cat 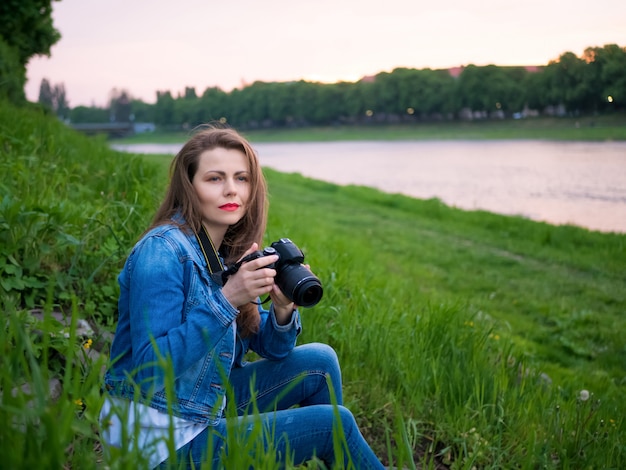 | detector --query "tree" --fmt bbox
[182,86,197,100]
[584,44,626,111]
[457,65,524,115]
[544,51,593,113]
[0,37,26,102]
[154,90,175,127]
[38,78,69,119]
[38,78,66,113]
[385,68,456,118]
[199,86,229,123]
[0,0,61,67]
[69,105,109,124]
[38,77,54,109]
[130,99,156,123]
[108,88,132,122]
[523,69,550,111]
[53,82,69,119]
[235,82,273,127]
[0,0,60,103]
